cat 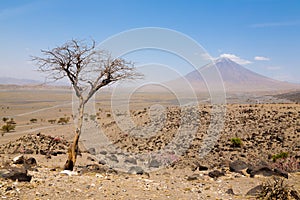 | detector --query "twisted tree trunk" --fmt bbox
[64,102,85,171]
